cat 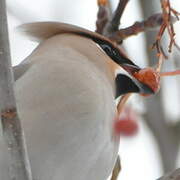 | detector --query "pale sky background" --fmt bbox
[6,0,180,179]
